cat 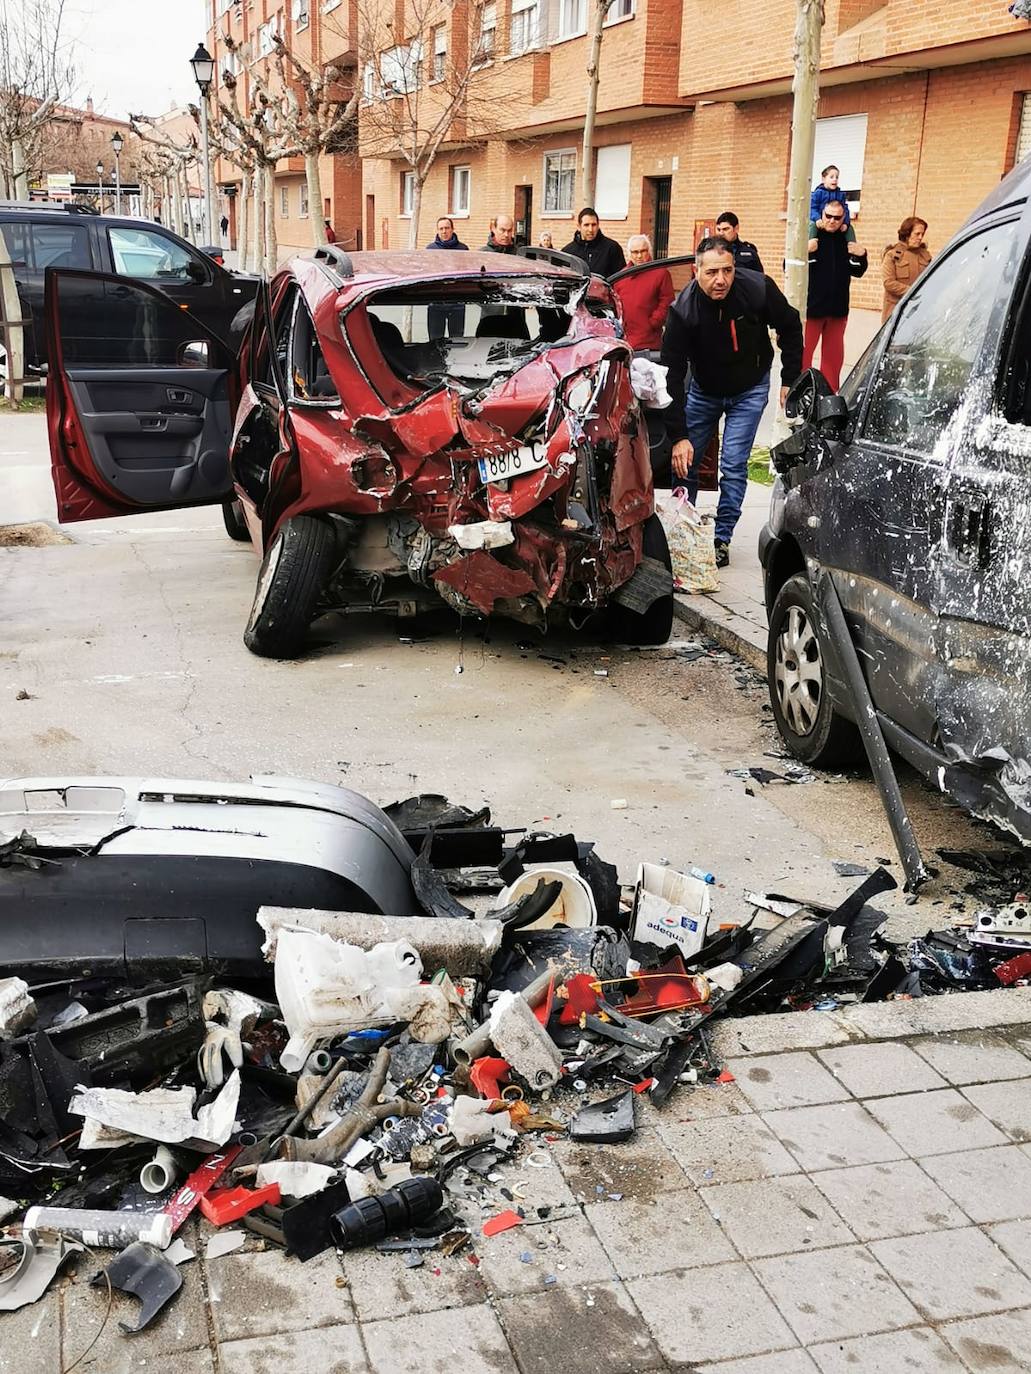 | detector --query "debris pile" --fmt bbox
[0,786,1027,1334]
